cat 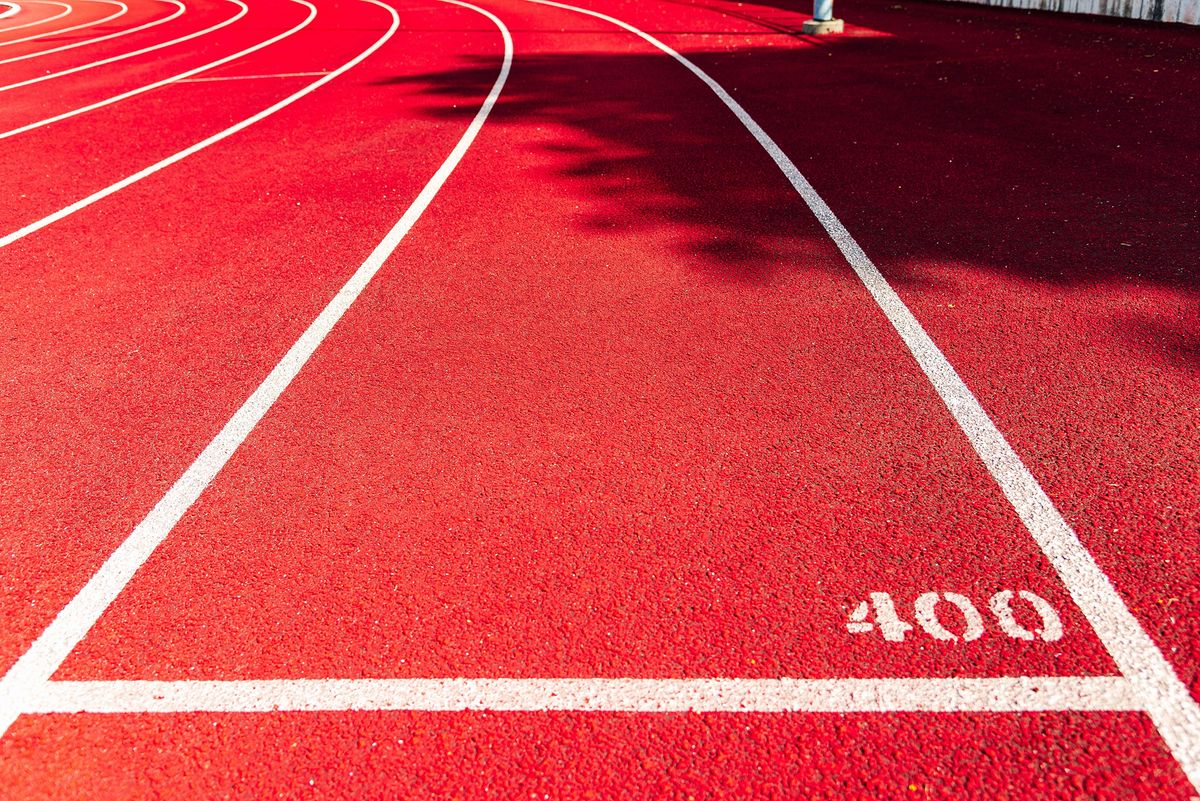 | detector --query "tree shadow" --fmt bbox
[372,0,1200,352]
[1123,312,1200,368]
[372,42,917,285]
